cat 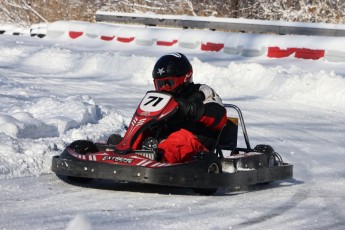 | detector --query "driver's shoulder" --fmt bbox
[198,84,223,105]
